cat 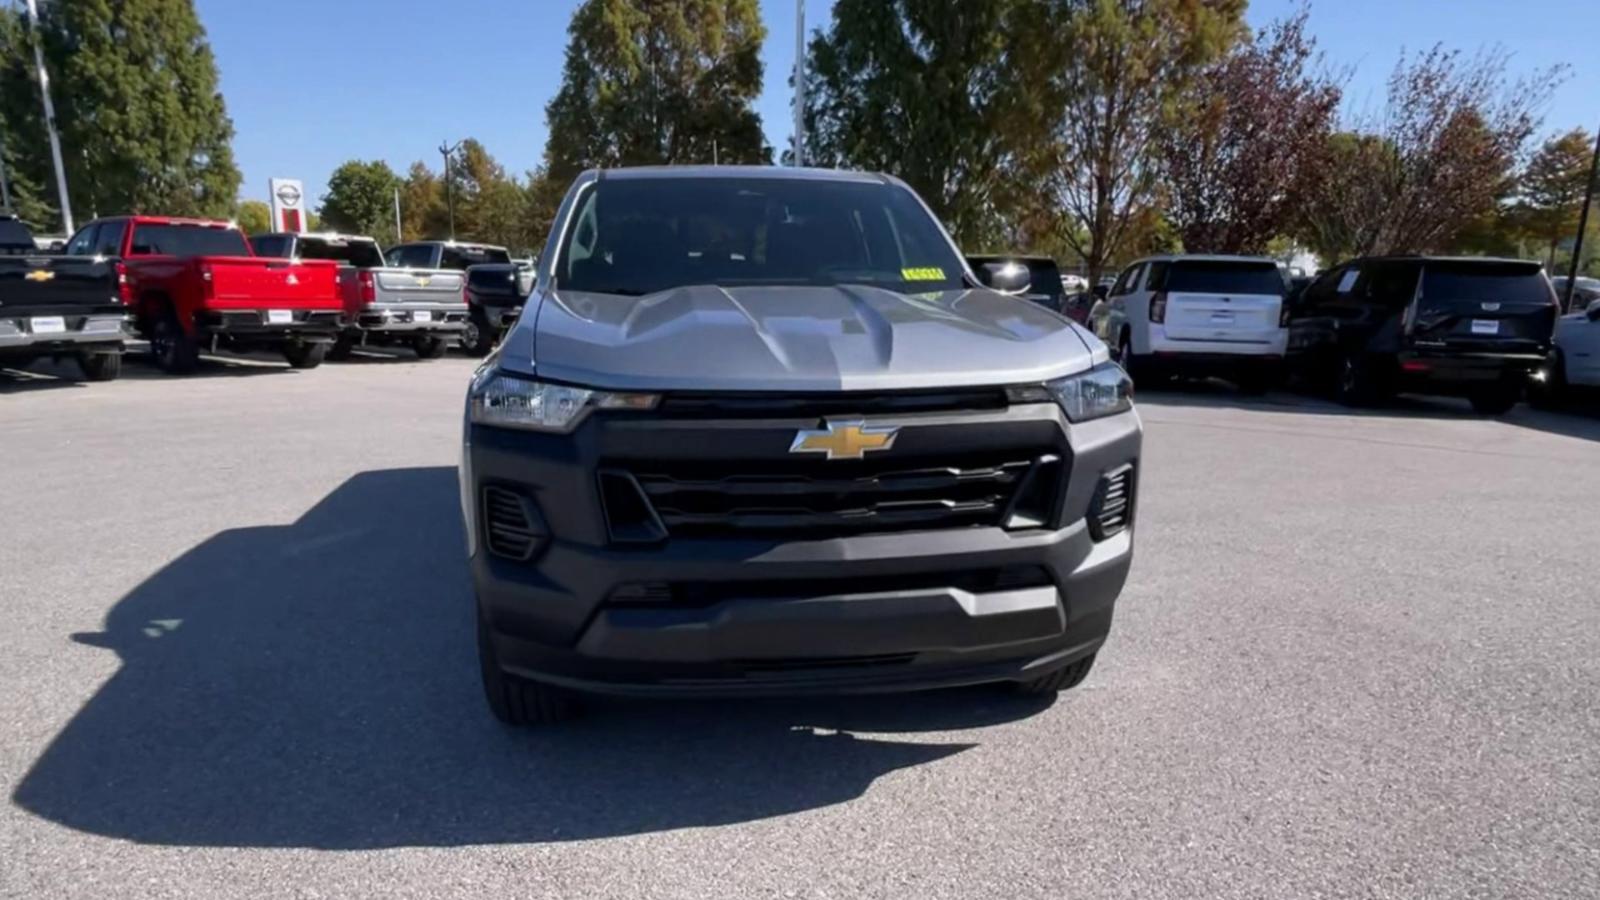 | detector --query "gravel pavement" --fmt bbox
[3,351,1598,899]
